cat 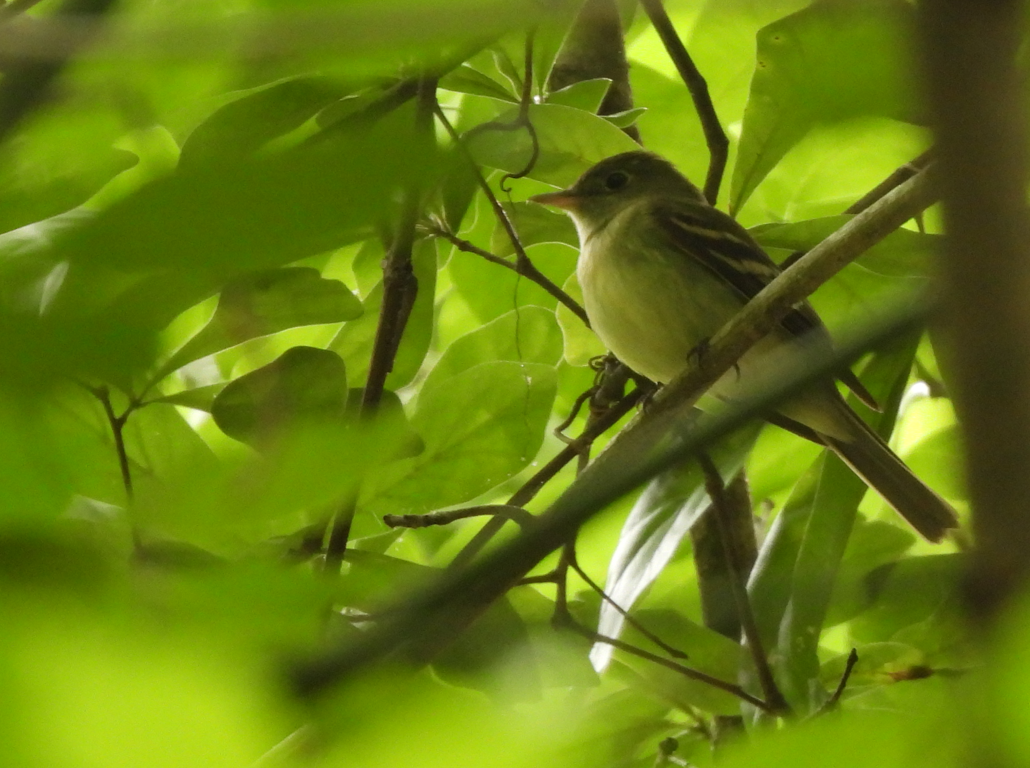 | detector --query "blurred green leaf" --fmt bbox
[730,0,922,214]
[179,76,351,168]
[211,346,348,446]
[158,267,361,379]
